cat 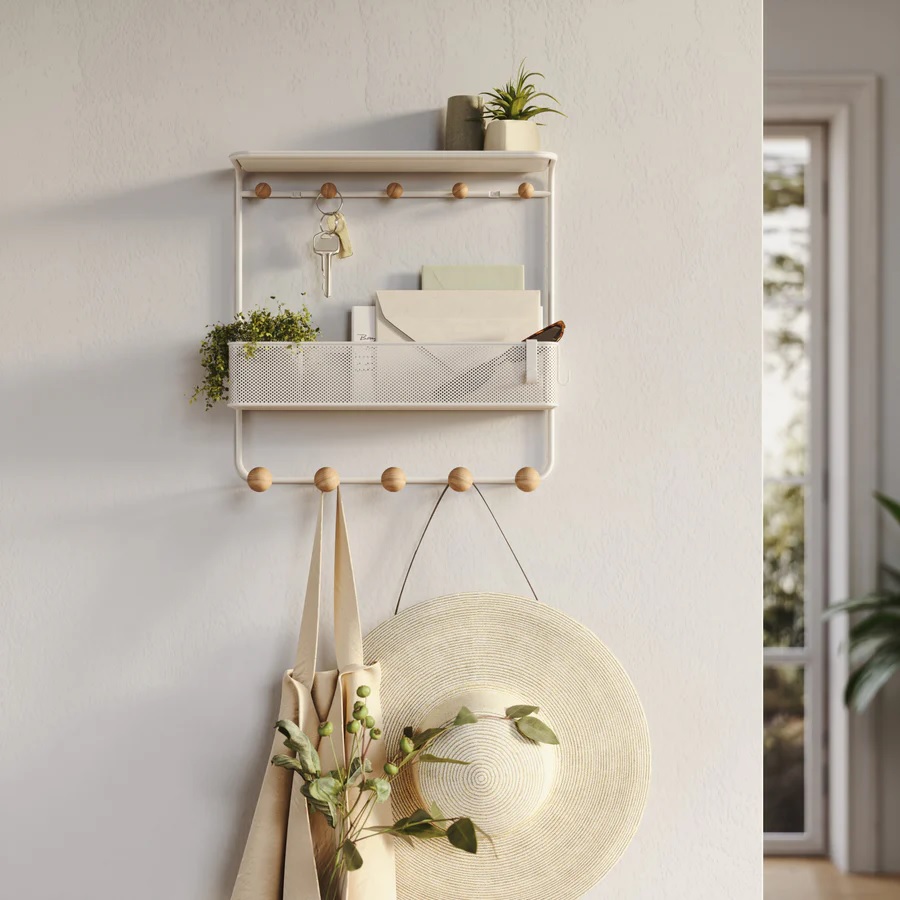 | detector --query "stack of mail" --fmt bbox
[421,265,525,291]
[375,290,542,342]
